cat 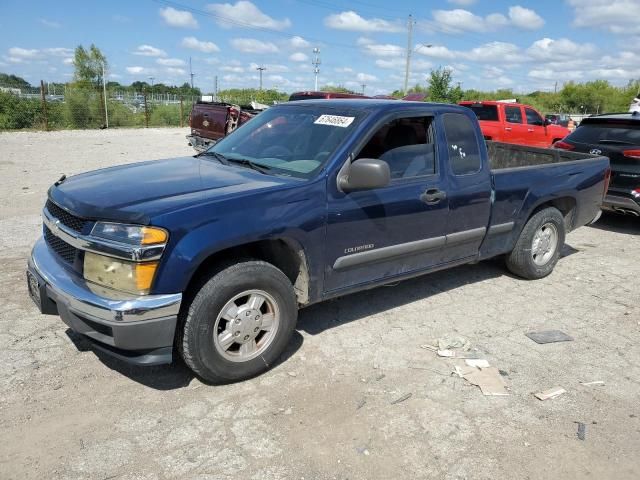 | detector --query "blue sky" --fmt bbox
[1,0,638,95]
